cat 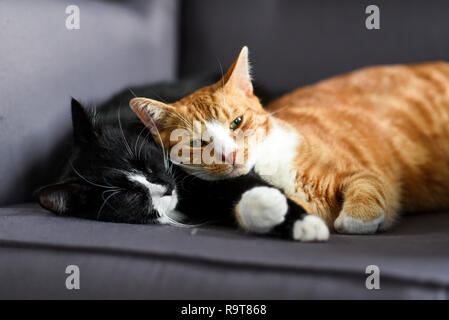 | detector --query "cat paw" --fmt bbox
[236,187,288,234]
[292,215,329,242]
[334,211,385,234]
